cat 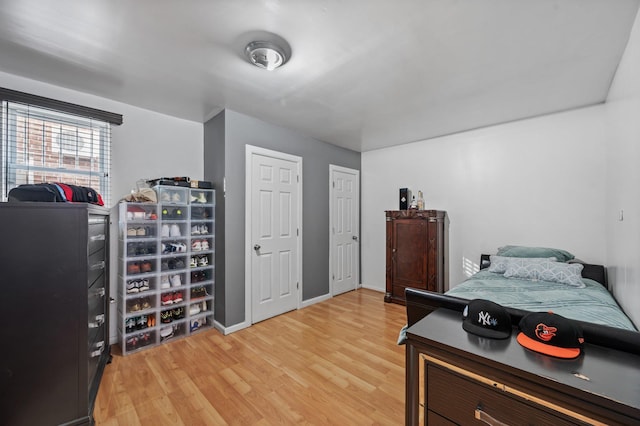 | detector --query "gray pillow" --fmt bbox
[496,245,575,262]
[487,255,557,274]
[504,261,585,288]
